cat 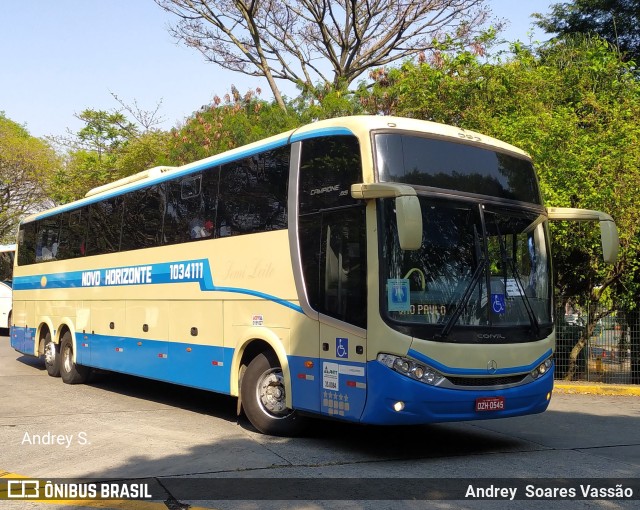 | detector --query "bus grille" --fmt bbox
[446,374,527,387]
